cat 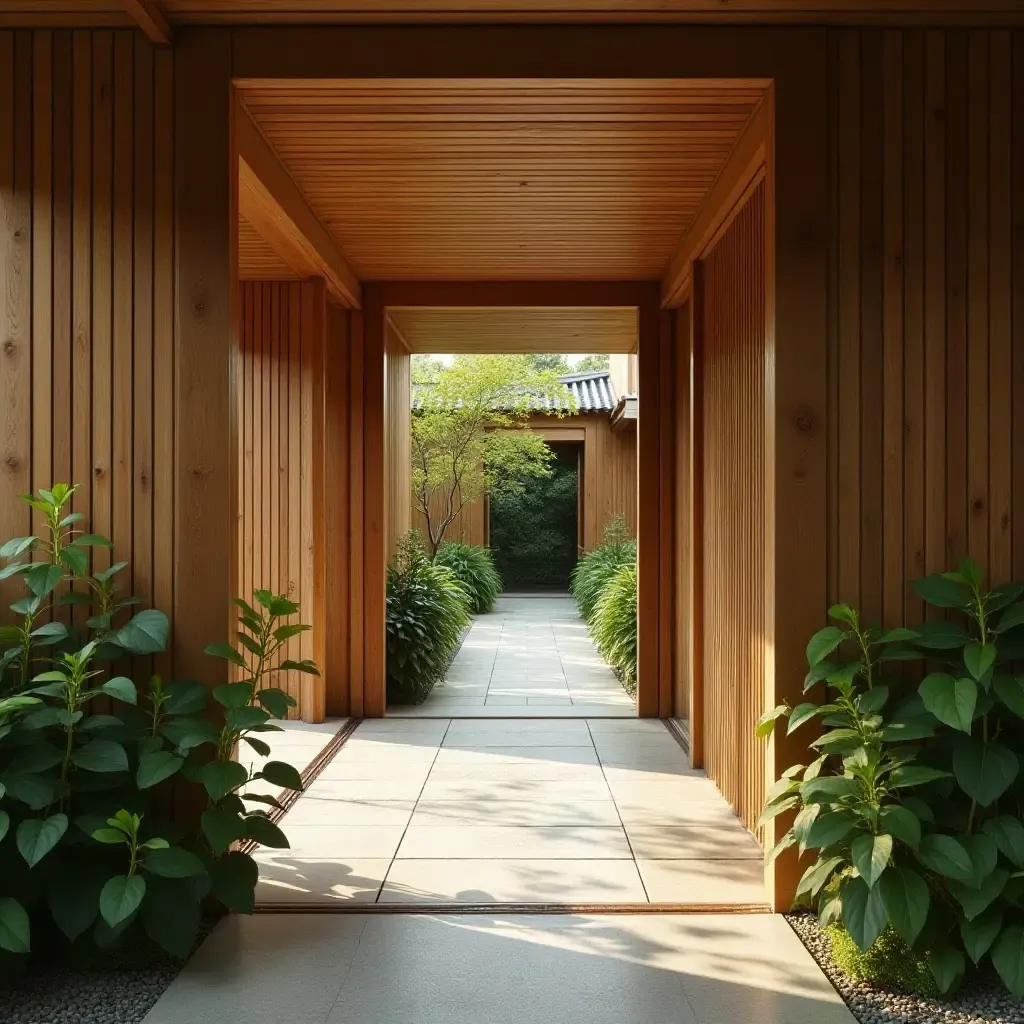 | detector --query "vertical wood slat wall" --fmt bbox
[237,280,326,721]
[0,30,173,673]
[826,28,1024,620]
[699,183,767,839]
[384,321,411,562]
